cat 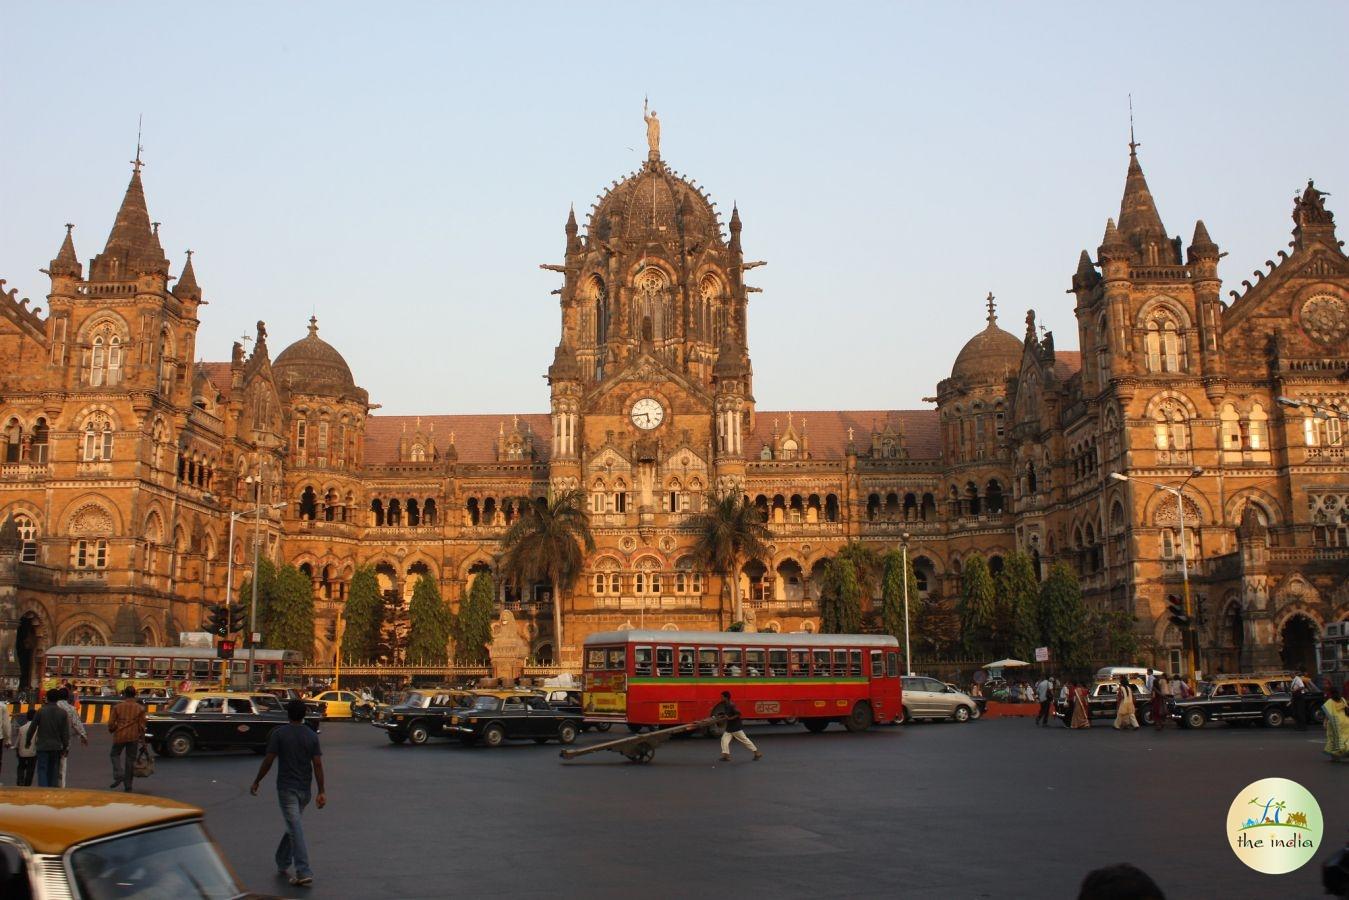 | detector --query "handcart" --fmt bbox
[559,716,722,764]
